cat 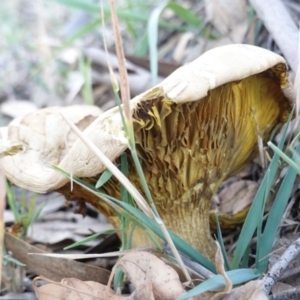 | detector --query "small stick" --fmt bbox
[263,236,300,294]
